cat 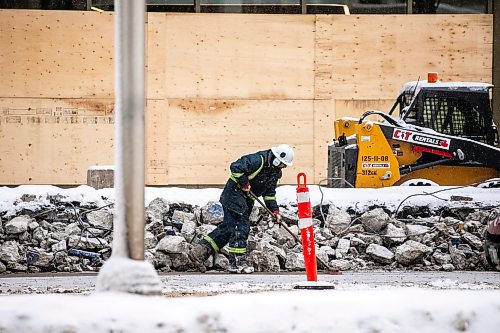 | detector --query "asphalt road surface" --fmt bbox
[1,271,499,296]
